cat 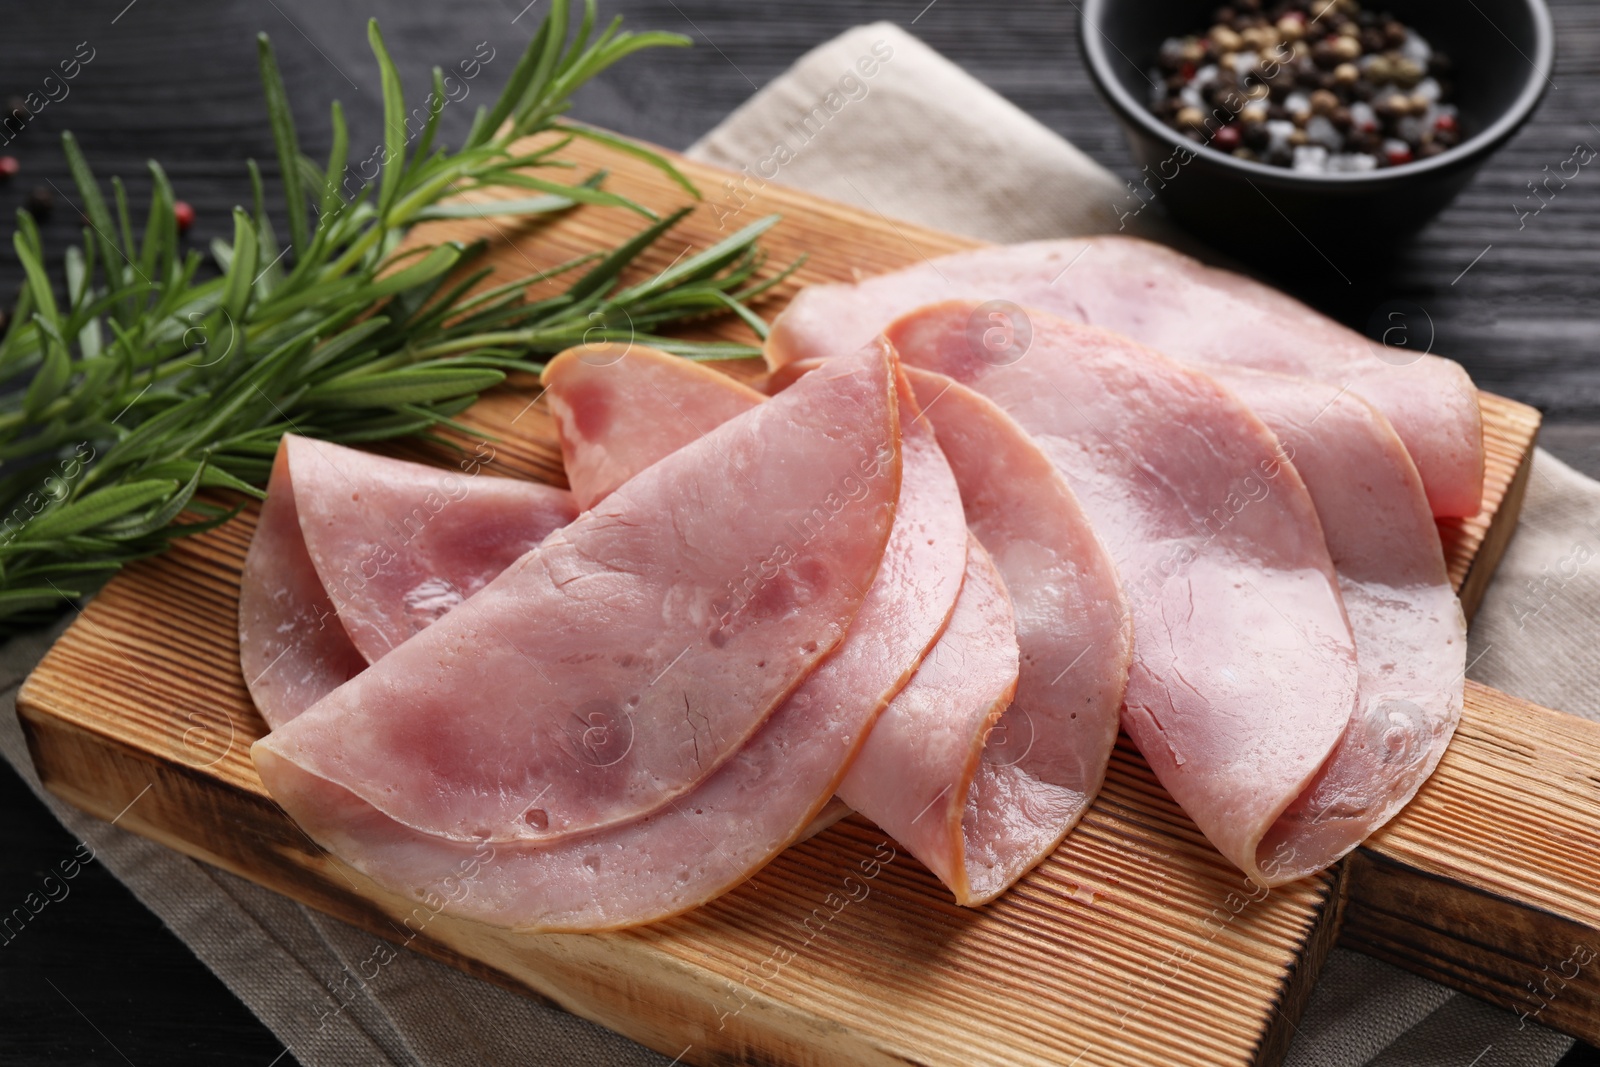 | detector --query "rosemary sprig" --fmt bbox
[0,0,791,634]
